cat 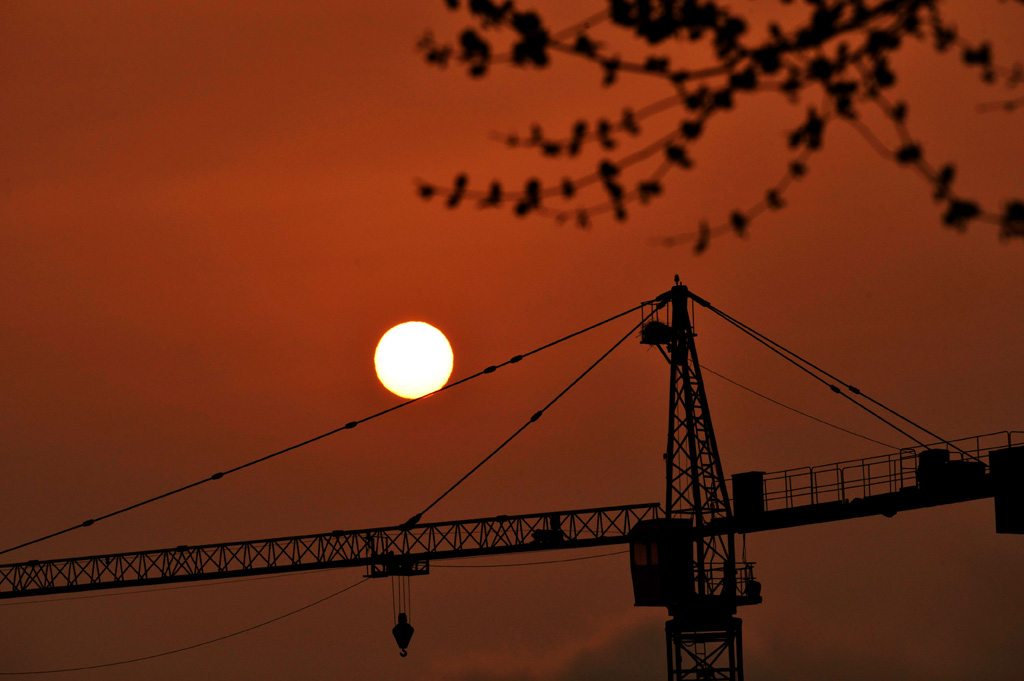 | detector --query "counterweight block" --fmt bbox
[991,446,1024,534]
